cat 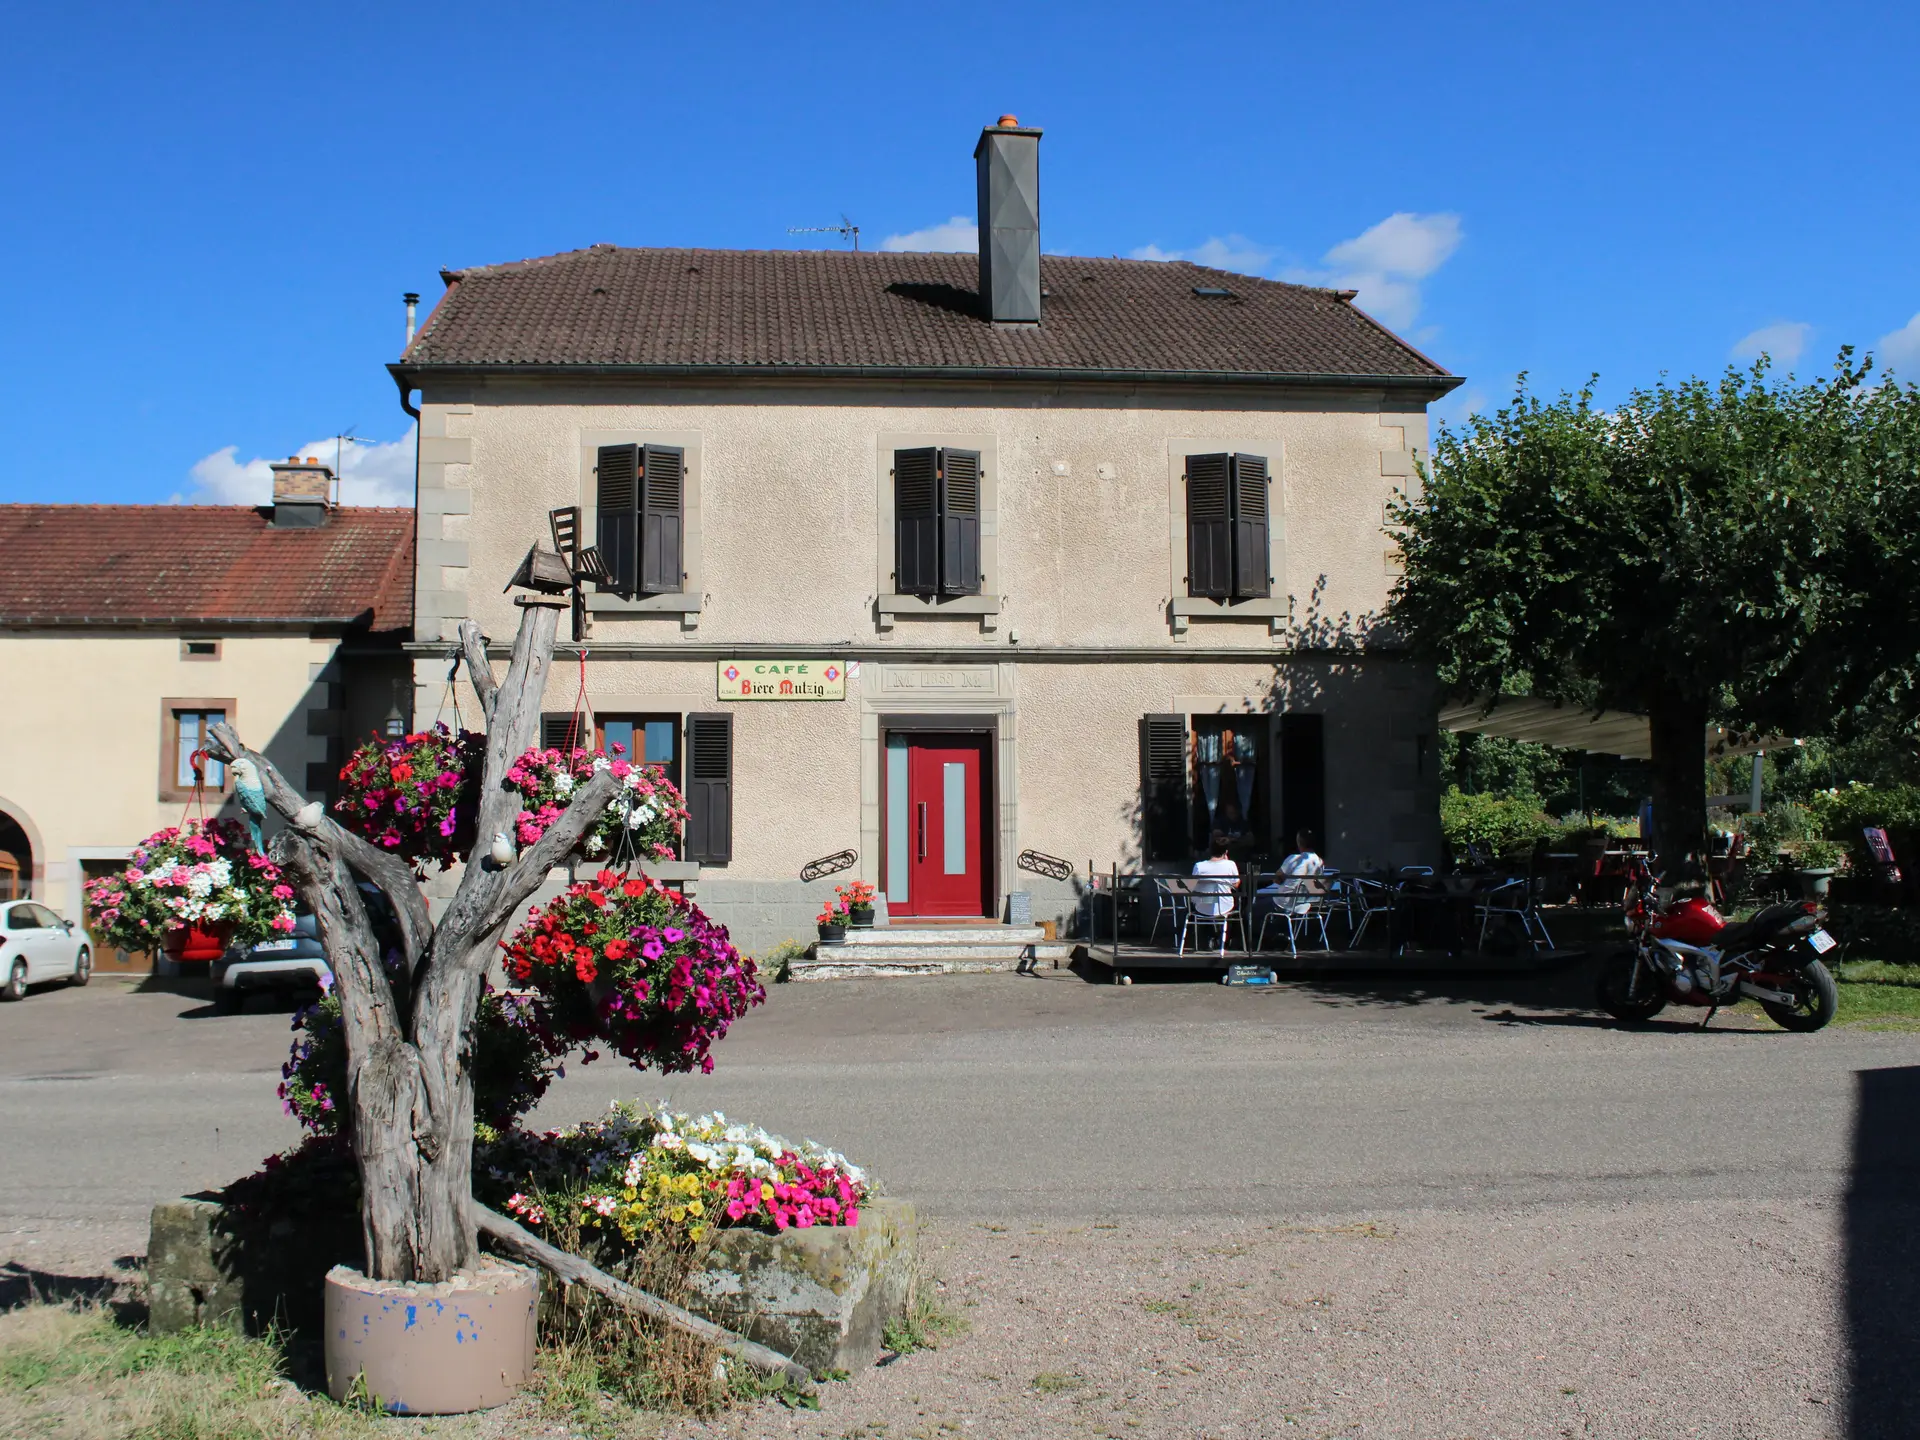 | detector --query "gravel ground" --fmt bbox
[686,1199,1847,1440]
